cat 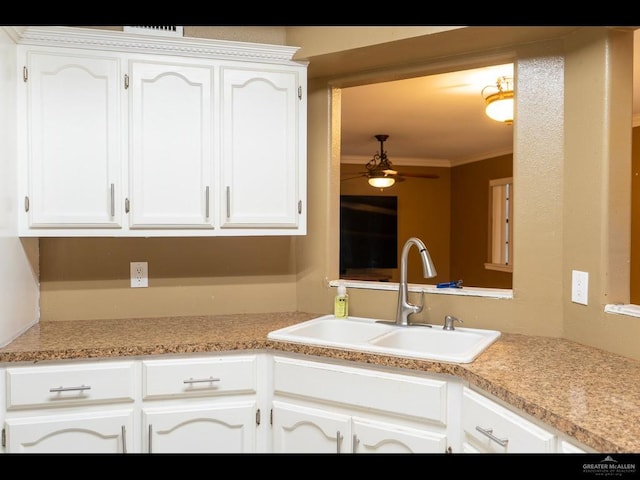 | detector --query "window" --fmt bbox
[485,177,513,272]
